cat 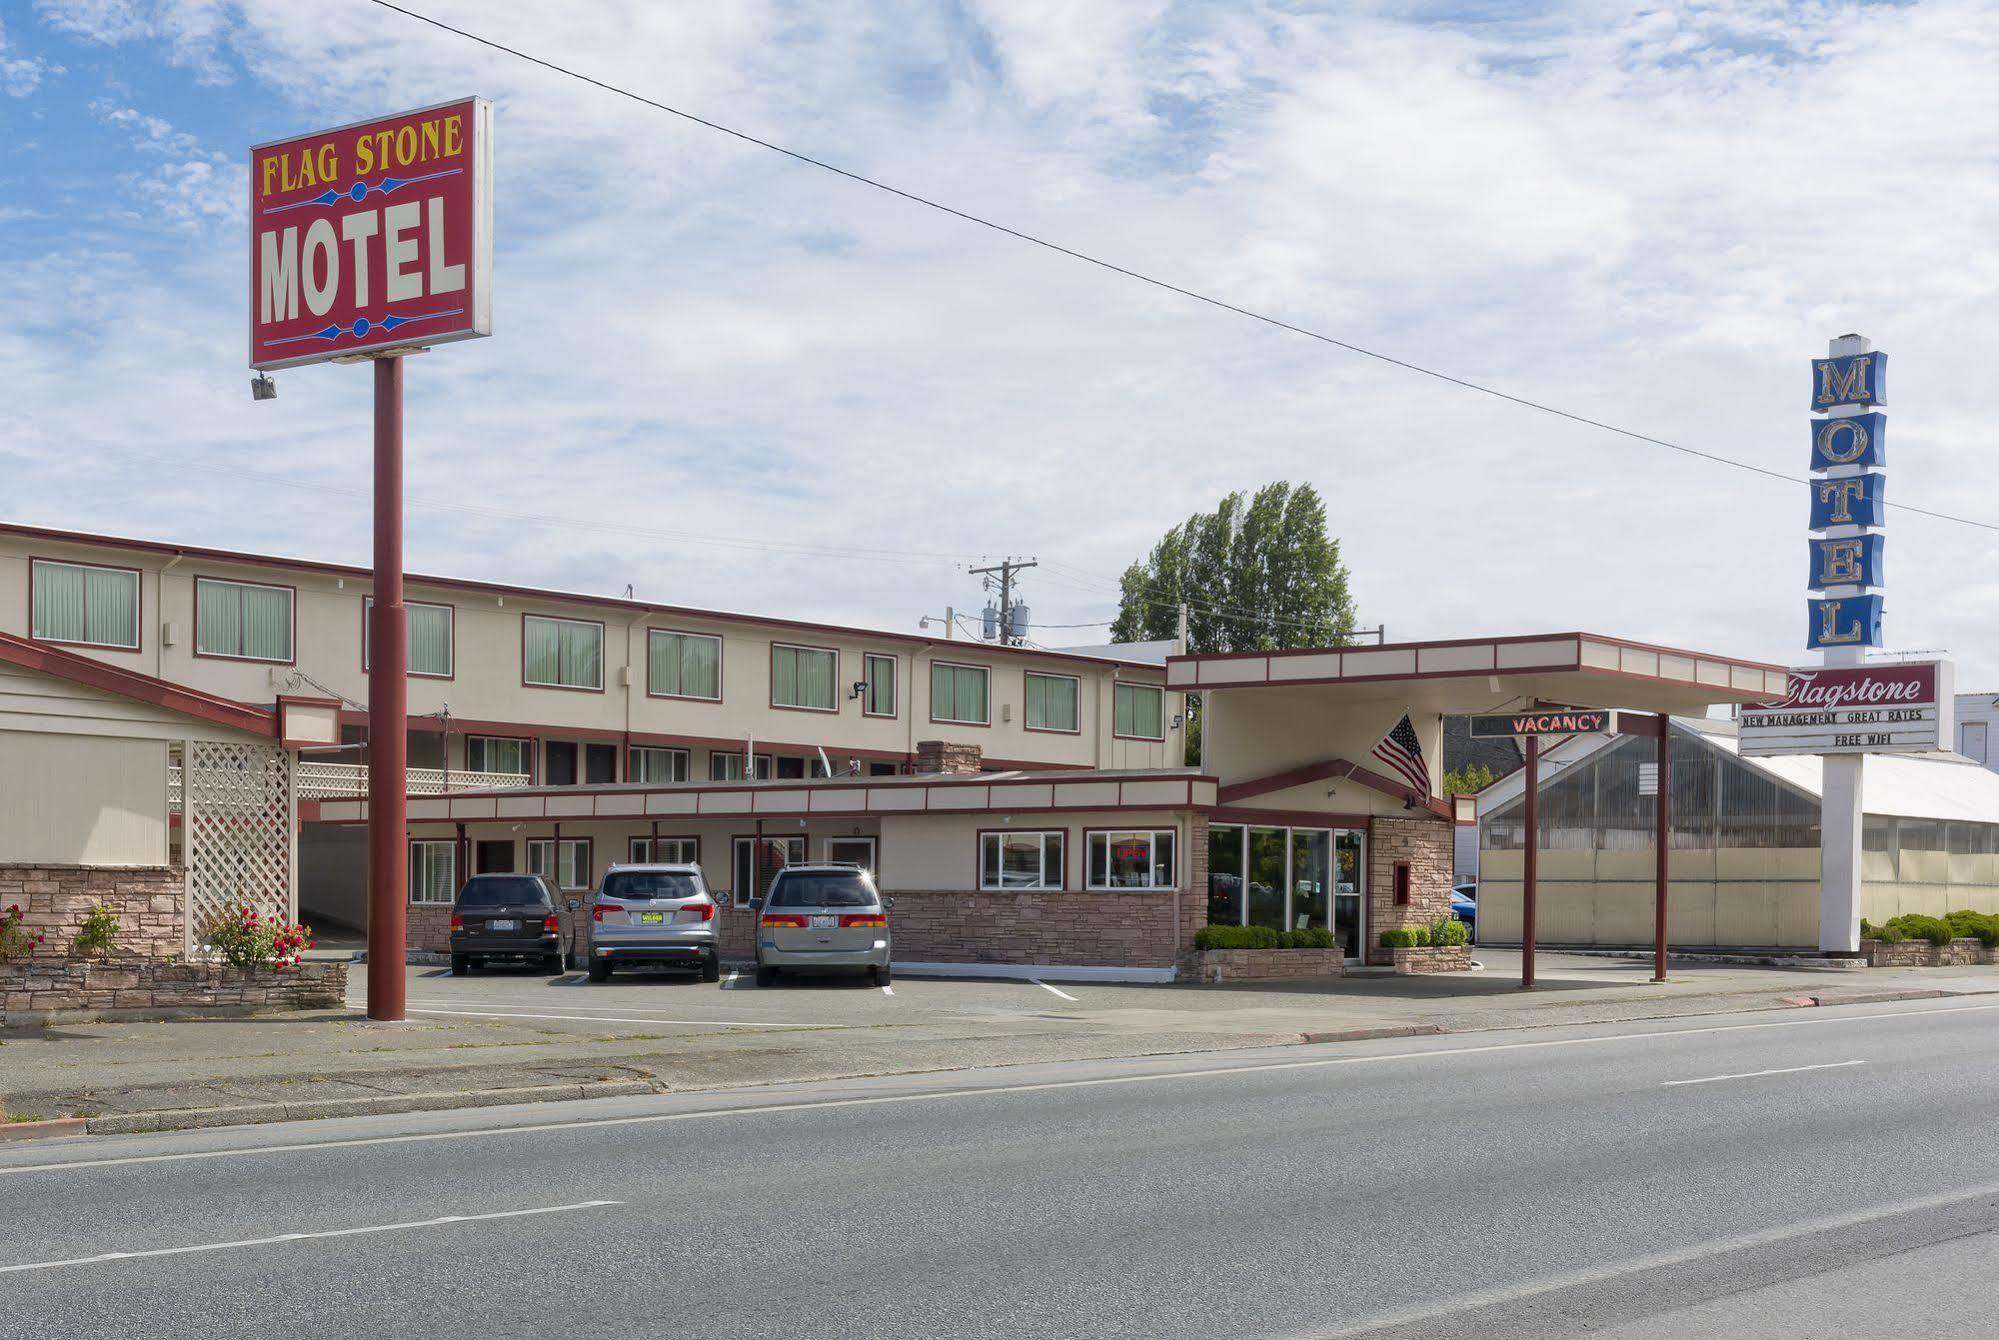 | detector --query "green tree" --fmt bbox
[1111,482,1356,654]
[1441,763,1496,797]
